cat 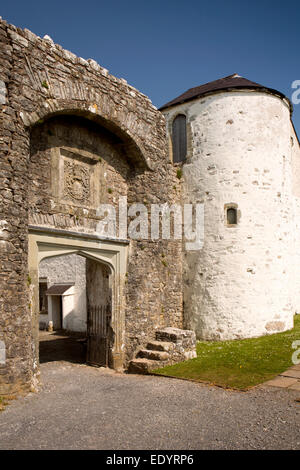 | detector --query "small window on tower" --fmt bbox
[225,203,239,226]
[227,208,237,225]
[225,205,238,226]
[172,114,187,163]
